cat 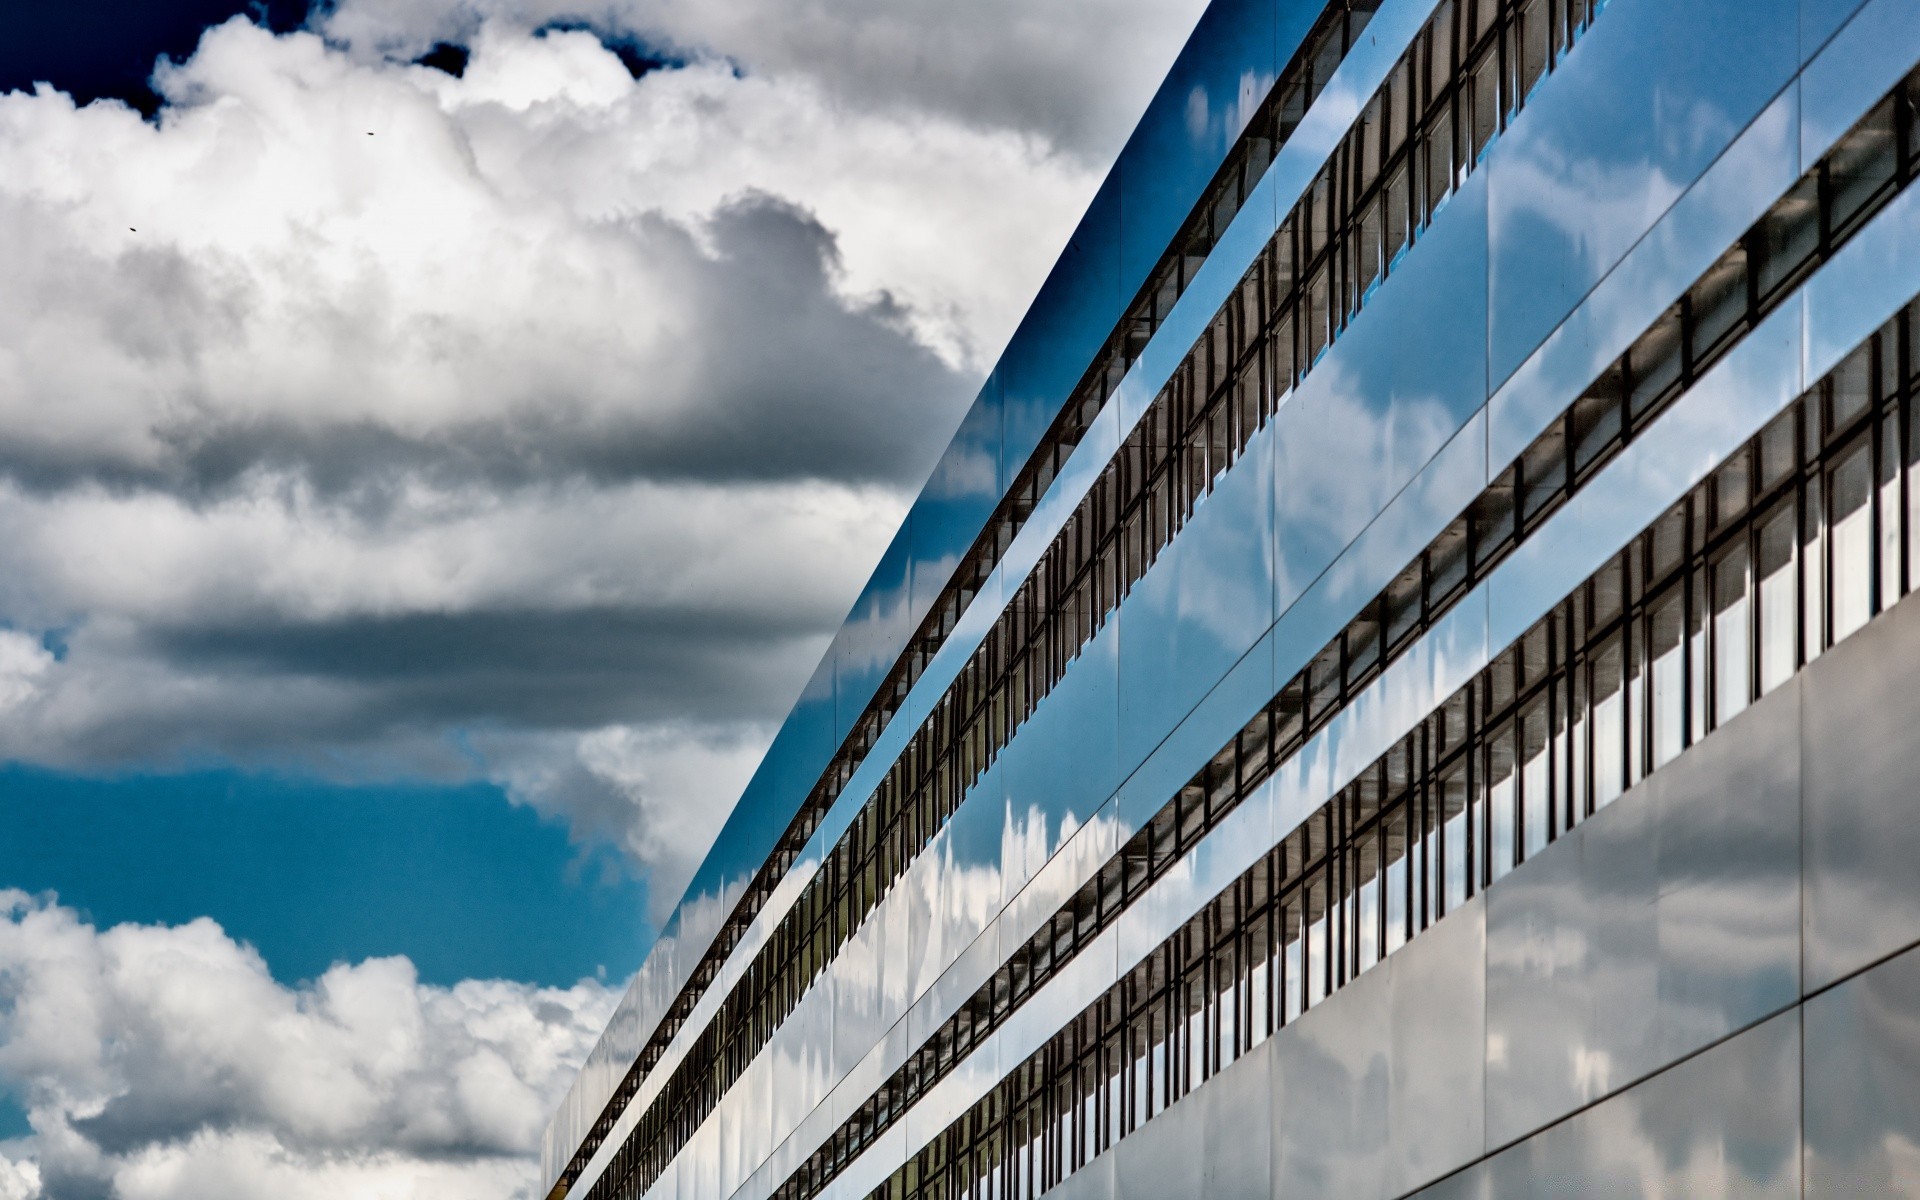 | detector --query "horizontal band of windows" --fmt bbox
[757,60,1920,1200]
[864,290,1920,1200]
[575,2,1613,1198]
[546,2,1388,1188]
